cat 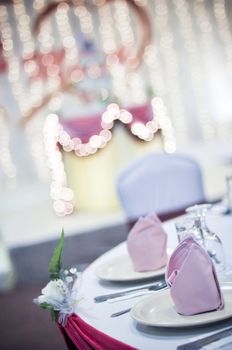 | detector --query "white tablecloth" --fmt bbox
[74,214,232,350]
